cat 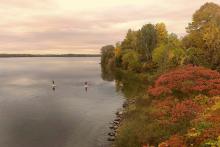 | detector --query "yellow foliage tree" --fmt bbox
[114,47,121,58]
[155,23,168,45]
[184,2,220,70]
